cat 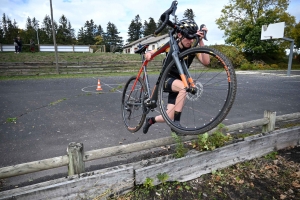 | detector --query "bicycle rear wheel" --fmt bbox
[158,47,237,135]
[121,76,147,132]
